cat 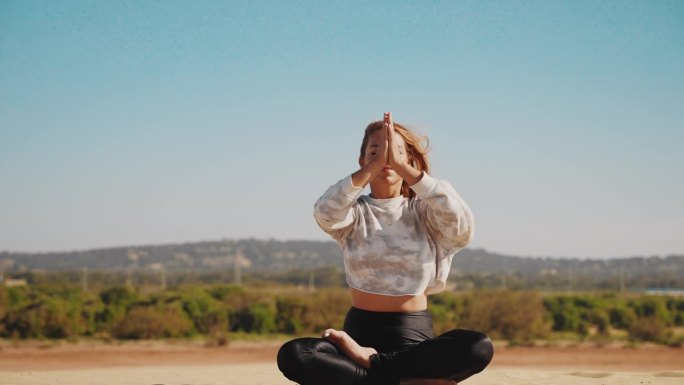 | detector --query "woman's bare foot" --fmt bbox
[400,379,457,385]
[322,329,378,369]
